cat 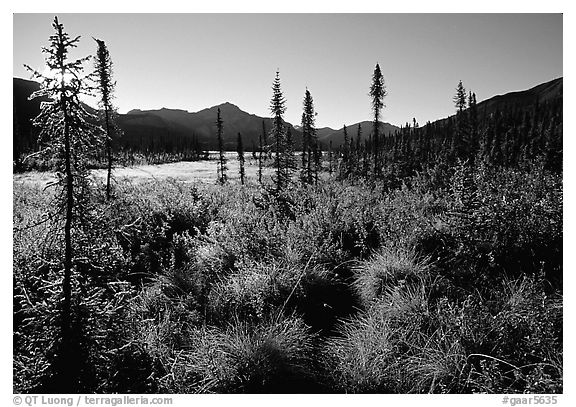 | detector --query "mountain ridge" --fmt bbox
[13,76,562,153]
